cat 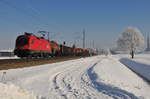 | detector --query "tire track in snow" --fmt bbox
[85,57,139,99]
[52,73,68,99]
[49,56,110,99]
[48,59,82,99]
[48,58,88,99]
